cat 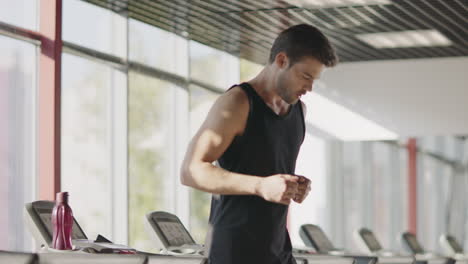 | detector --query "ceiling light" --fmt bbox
[284,0,391,8]
[356,29,452,48]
